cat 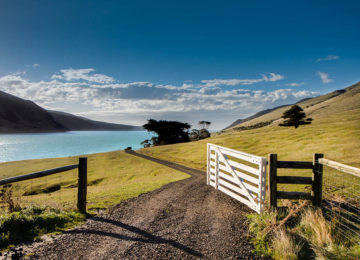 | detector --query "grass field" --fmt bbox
[139,88,360,198]
[0,150,189,213]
